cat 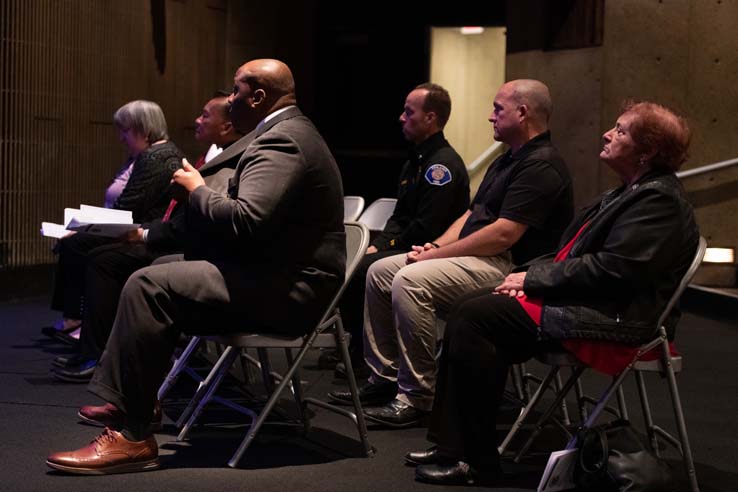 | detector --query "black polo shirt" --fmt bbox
[459,131,573,265]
